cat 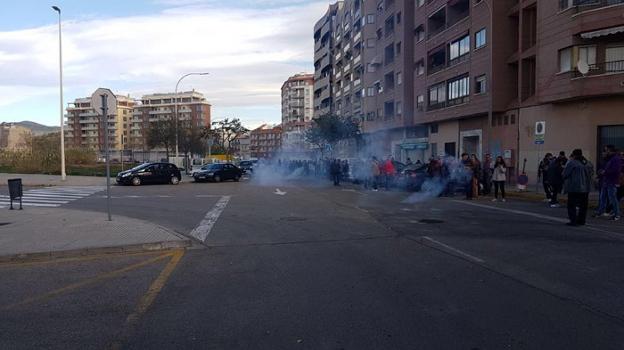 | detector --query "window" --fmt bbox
[430,123,439,134]
[384,101,395,119]
[431,143,438,158]
[397,12,402,24]
[475,75,487,94]
[559,0,573,10]
[475,28,486,49]
[367,63,376,73]
[416,60,425,75]
[417,95,424,110]
[367,38,376,48]
[397,71,403,85]
[606,46,624,72]
[449,35,470,62]
[367,86,376,96]
[447,75,470,101]
[396,42,402,55]
[415,25,425,43]
[367,14,375,24]
[396,101,403,115]
[428,83,446,106]
[559,47,572,72]
[376,28,383,40]
[578,46,596,66]
[385,16,395,37]
[417,0,425,6]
